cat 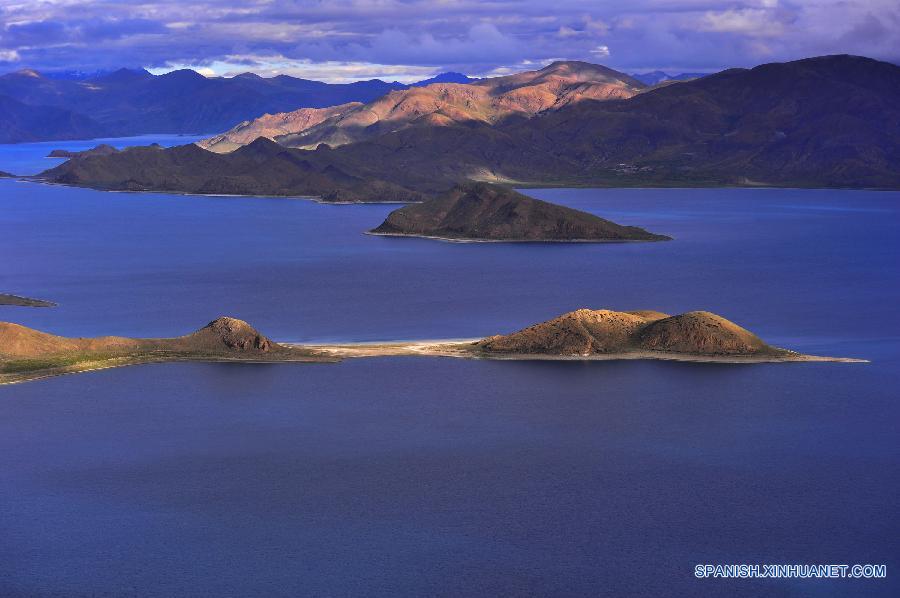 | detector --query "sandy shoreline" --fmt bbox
[288,340,868,364]
[365,232,667,243]
[0,338,867,386]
